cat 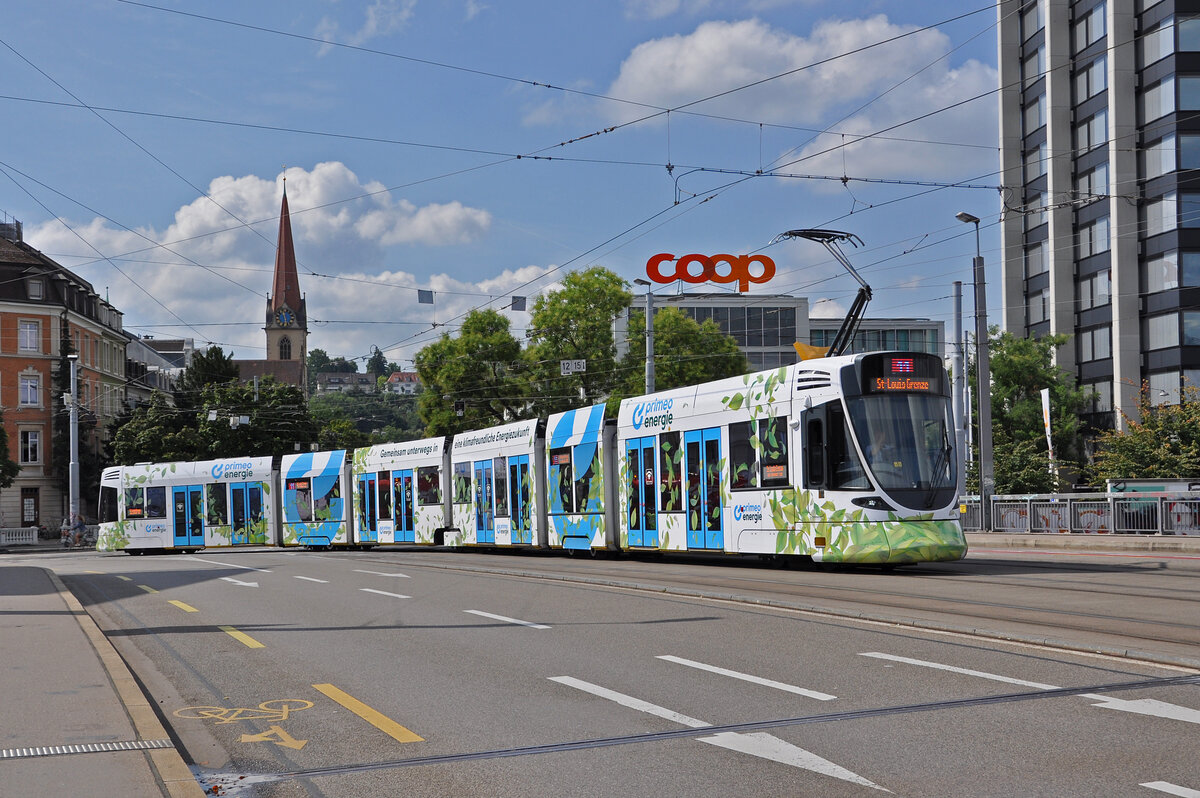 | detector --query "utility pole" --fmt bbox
[633,278,655,393]
[957,211,994,531]
[68,354,80,523]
